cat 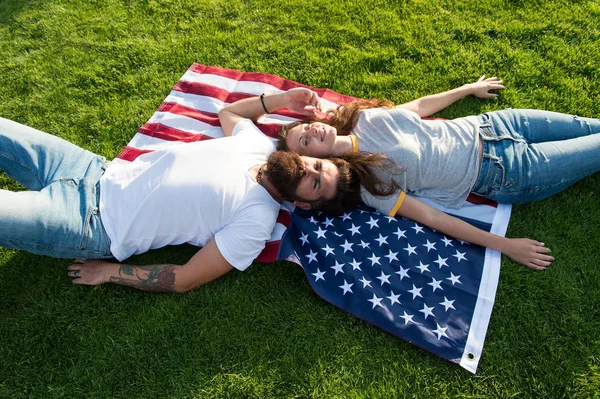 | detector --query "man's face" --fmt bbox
[294,155,339,203]
[265,151,339,208]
